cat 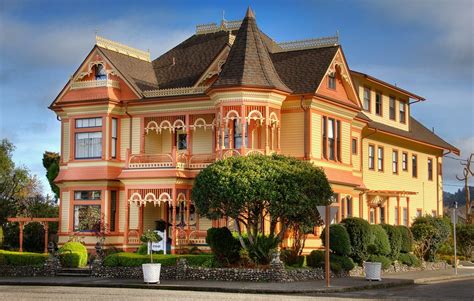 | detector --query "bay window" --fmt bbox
[74,205,101,232]
[75,132,102,159]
